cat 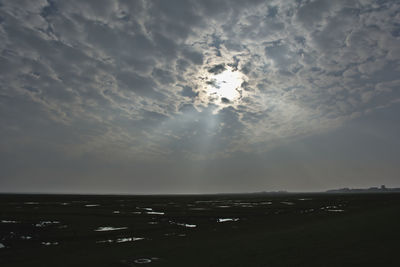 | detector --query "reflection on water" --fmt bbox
[35,221,60,227]
[134,258,152,264]
[321,205,339,209]
[170,221,196,228]
[177,223,196,228]
[217,218,239,223]
[116,237,144,243]
[85,204,100,207]
[41,241,58,246]
[327,209,344,212]
[300,208,314,214]
[96,239,113,243]
[281,202,295,205]
[189,207,208,211]
[0,243,5,249]
[1,220,20,224]
[94,226,128,232]
[146,211,164,215]
[96,237,144,244]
